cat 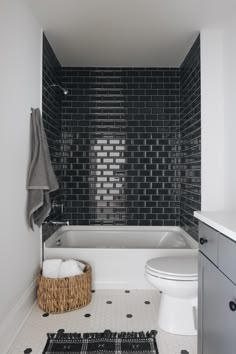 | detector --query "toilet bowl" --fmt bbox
[145,255,198,335]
